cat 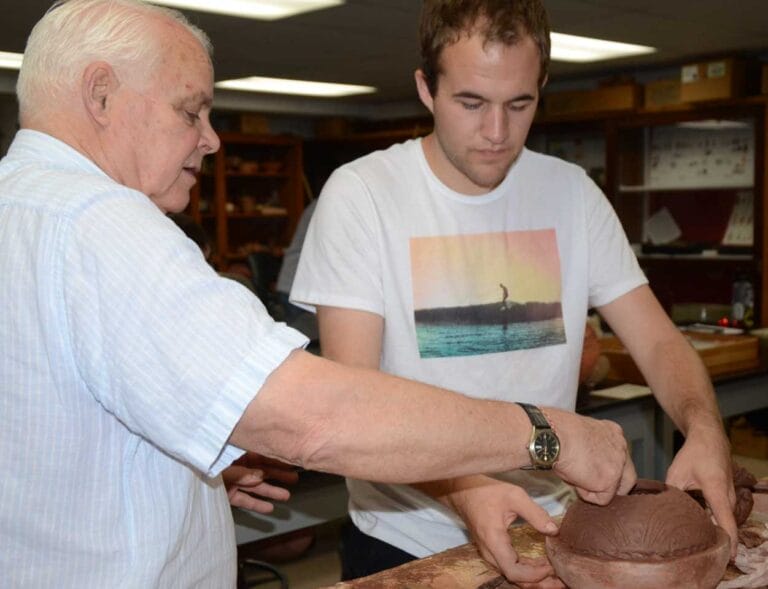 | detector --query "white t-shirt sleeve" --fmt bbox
[64,190,307,477]
[291,167,385,316]
[582,175,648,307]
